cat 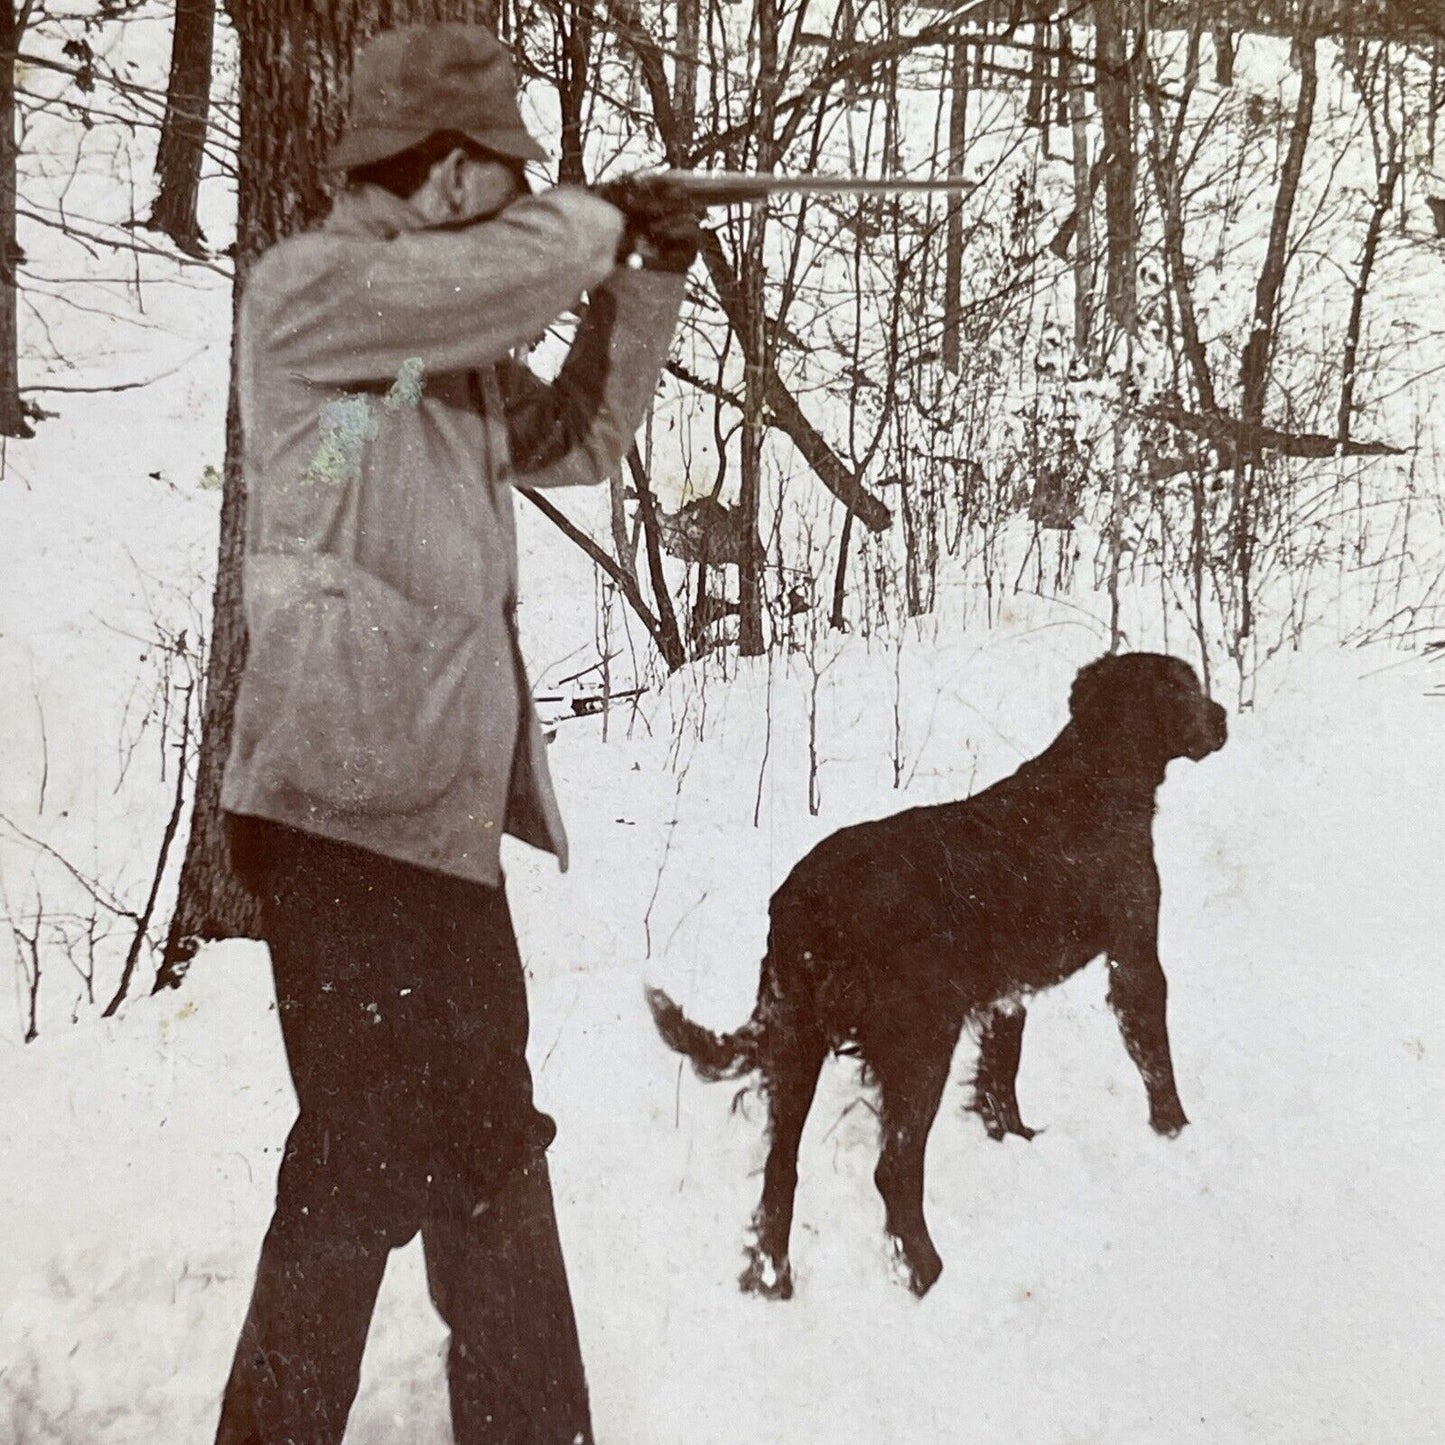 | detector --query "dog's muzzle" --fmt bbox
[1185,699,1228,759]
